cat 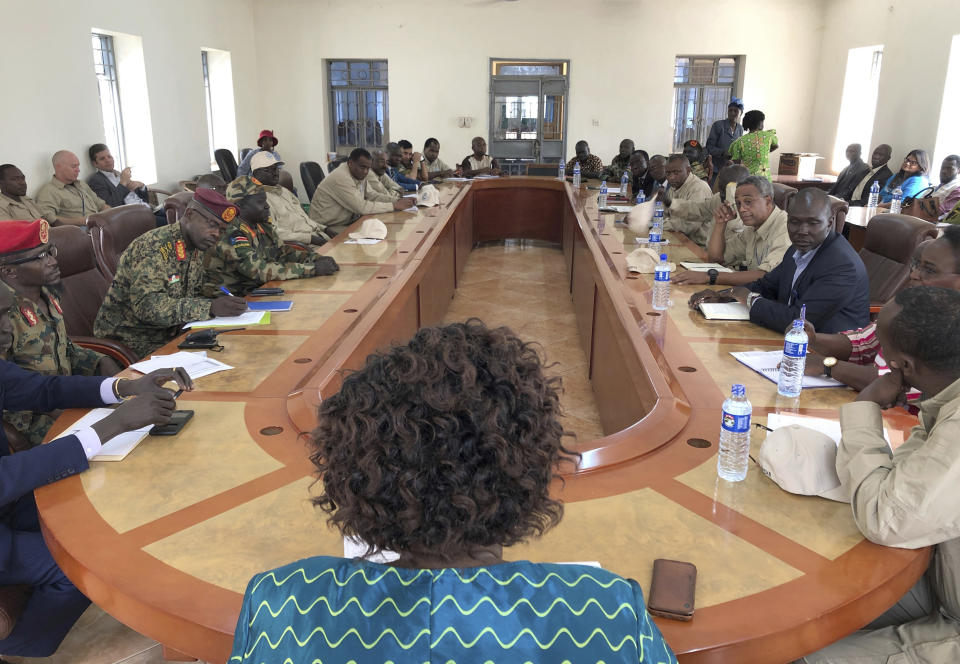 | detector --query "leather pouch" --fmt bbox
[648,558,696,621]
